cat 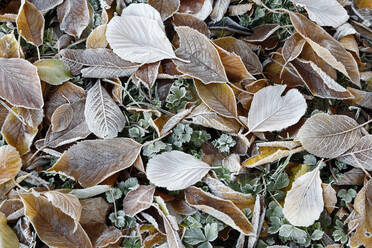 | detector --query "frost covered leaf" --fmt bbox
[146,151,211,190]
[282,33,306,63]
[0,212,19,248]
[84,81,126,139]
[34,59,72,85]
[292,59,354,99]
[185,186,254,235]
[213,36,262,75]
[0,33,22,58]
[203,176,255,210]
[86,25,108,49]
[174,26,228,84]
[16,0,45,46]
[51,103,73,132]
[134,61,161,89]
[0,58,43,109]
[148,0,180,20]
[20,192,93,248]
[57,0,89,38]
[0,145,21,185]
[194,79,237,119]
[161,107,193,135]
[60,48,139,78]
[294,0,348,28]
[242,145,304,167]
[297,113,362,158]
[29,0,63,12]
[172,13,210,37]
[106,3,176,63]
[45,100,90,148]
[248,85,307,133]
[347,87,372,109]
[289,12,360,87]
[283,166,323,227]
[338,135,372,171]
[188,103,241,133]
[210,0,230,22]
[124,185,155,217]
[48,138,141,187]
[1,108,39,155]
[322,183,337,214]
